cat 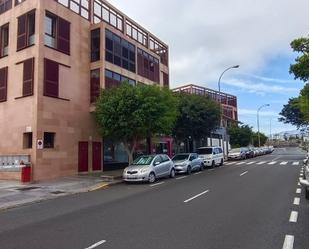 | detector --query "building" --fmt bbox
[172,84,238,155]
[0,0,169,181]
